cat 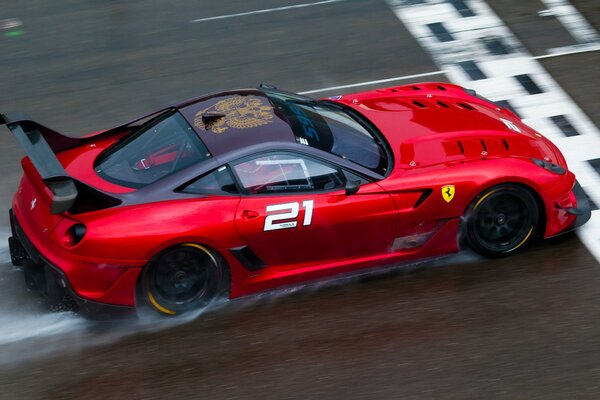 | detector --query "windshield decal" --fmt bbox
[194,95,273,133]
[287,103,321,142]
